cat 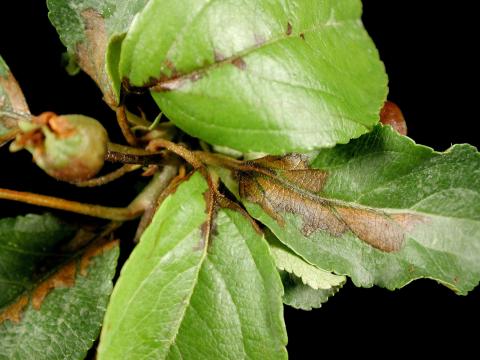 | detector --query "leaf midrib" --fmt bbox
[147,12,357,91]
[105,227,207,357]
